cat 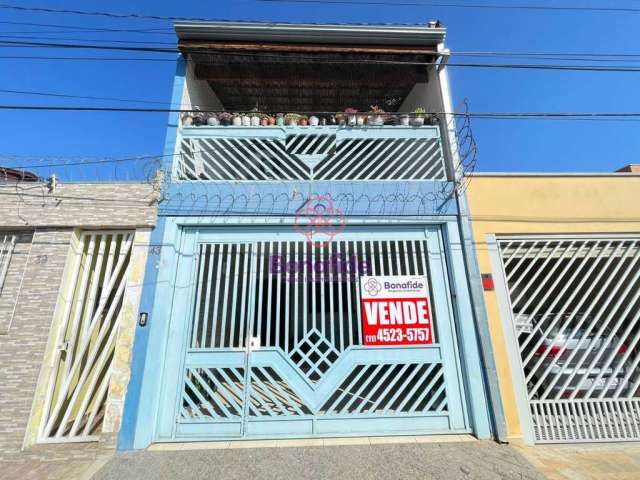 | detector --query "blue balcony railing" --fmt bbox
[175,126,448,182]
